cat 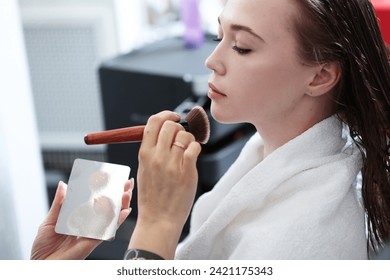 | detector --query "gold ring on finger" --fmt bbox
[172,141,186,150]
